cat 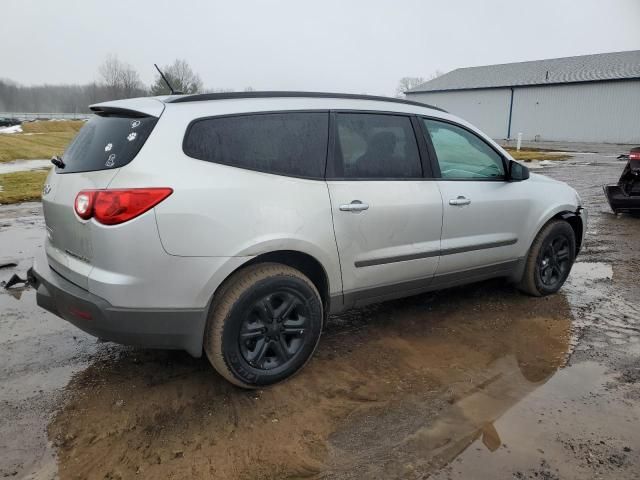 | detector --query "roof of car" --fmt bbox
[163,91,447,112]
